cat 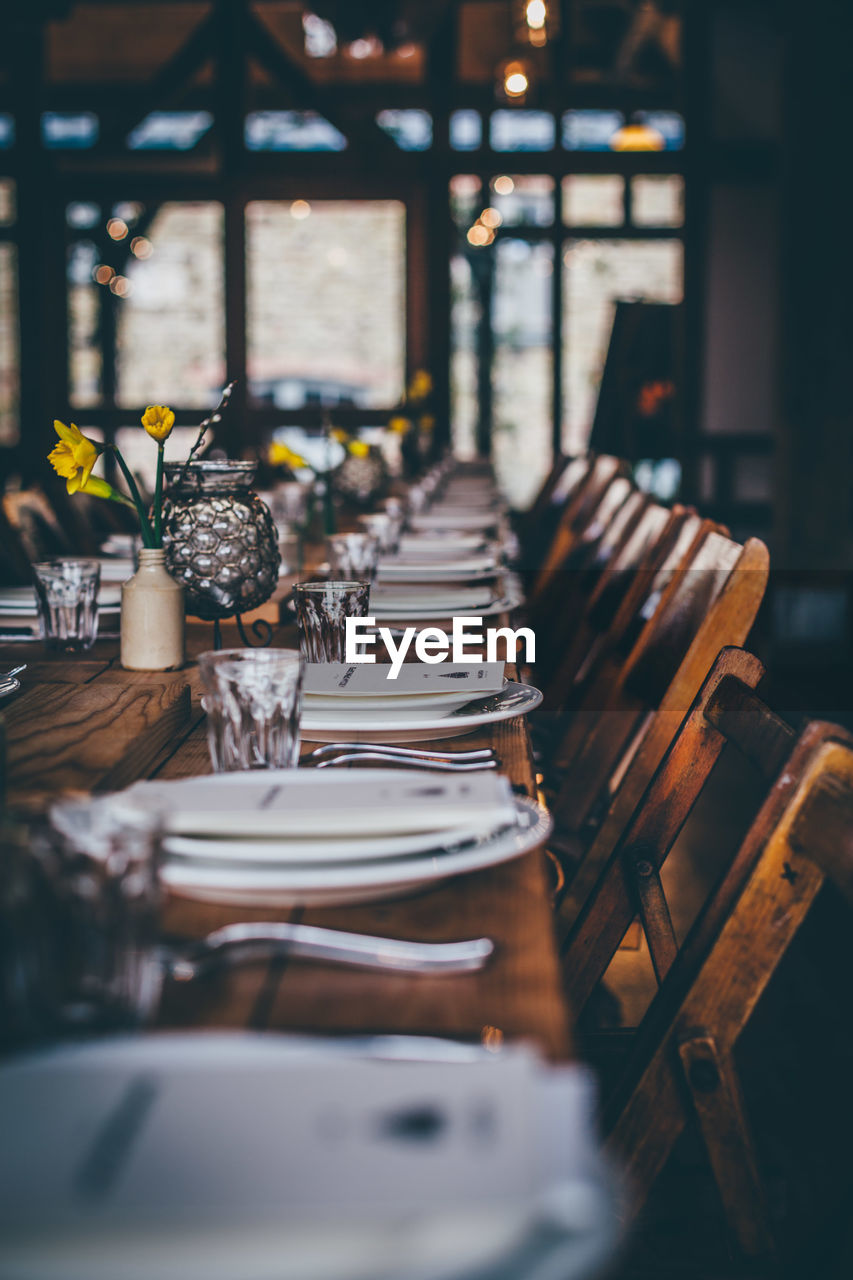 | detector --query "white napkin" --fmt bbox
[303,662,505,698]
[118,769,517,839]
